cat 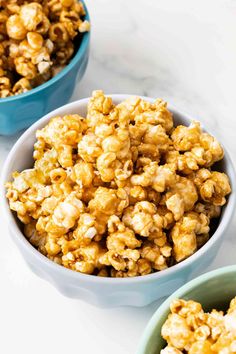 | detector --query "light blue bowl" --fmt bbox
[0,1,90,136]
[137,265,236,354]
[1,95,235,307]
